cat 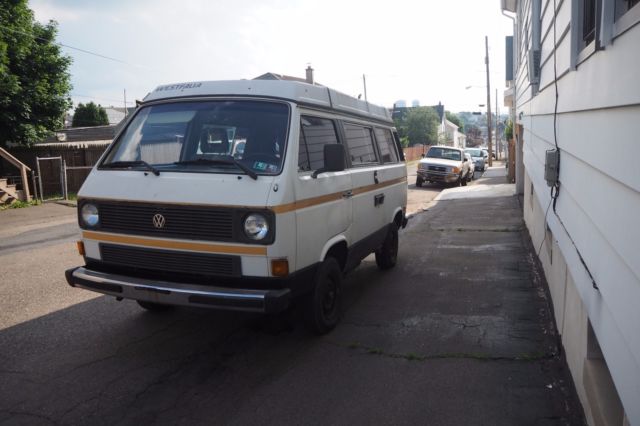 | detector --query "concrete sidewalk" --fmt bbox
[333,164,586,424]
